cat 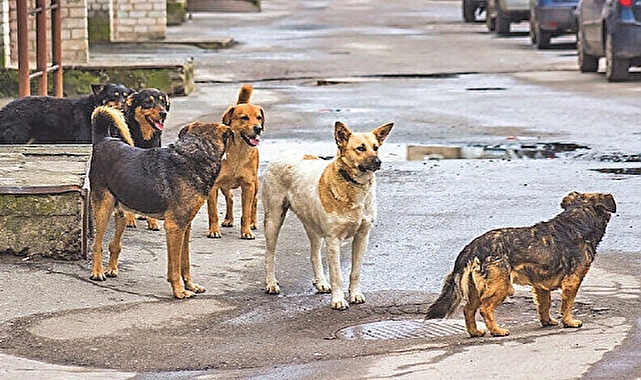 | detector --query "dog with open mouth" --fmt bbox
[206,84,265,239]
[115,88,171,230]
